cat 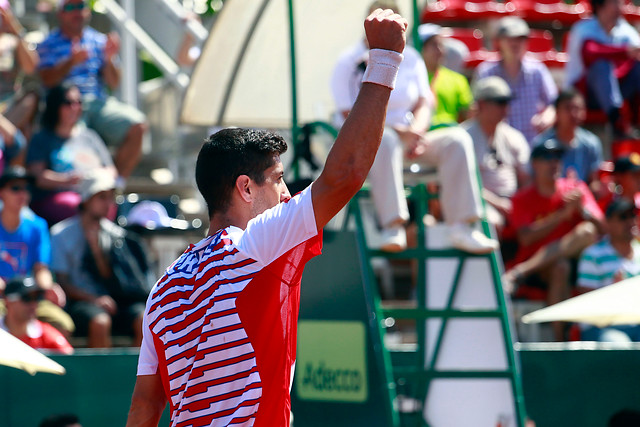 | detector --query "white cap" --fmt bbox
[127,200,189,230]
[79,169,116,203]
